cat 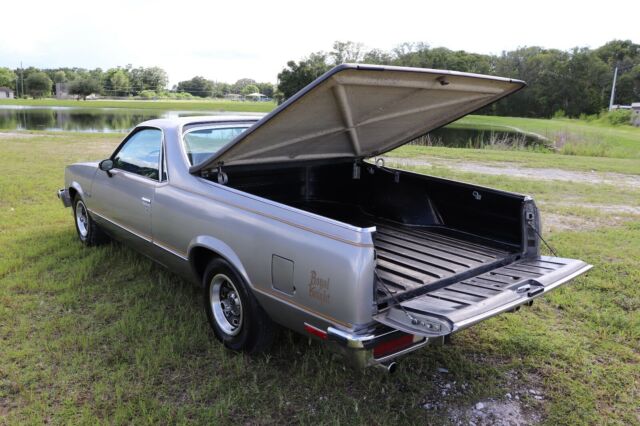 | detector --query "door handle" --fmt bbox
[141,197,151,205]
